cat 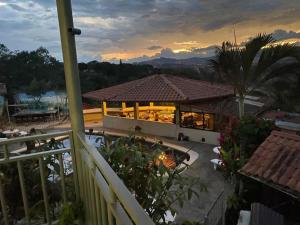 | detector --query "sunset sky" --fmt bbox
[1,0,300,63]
